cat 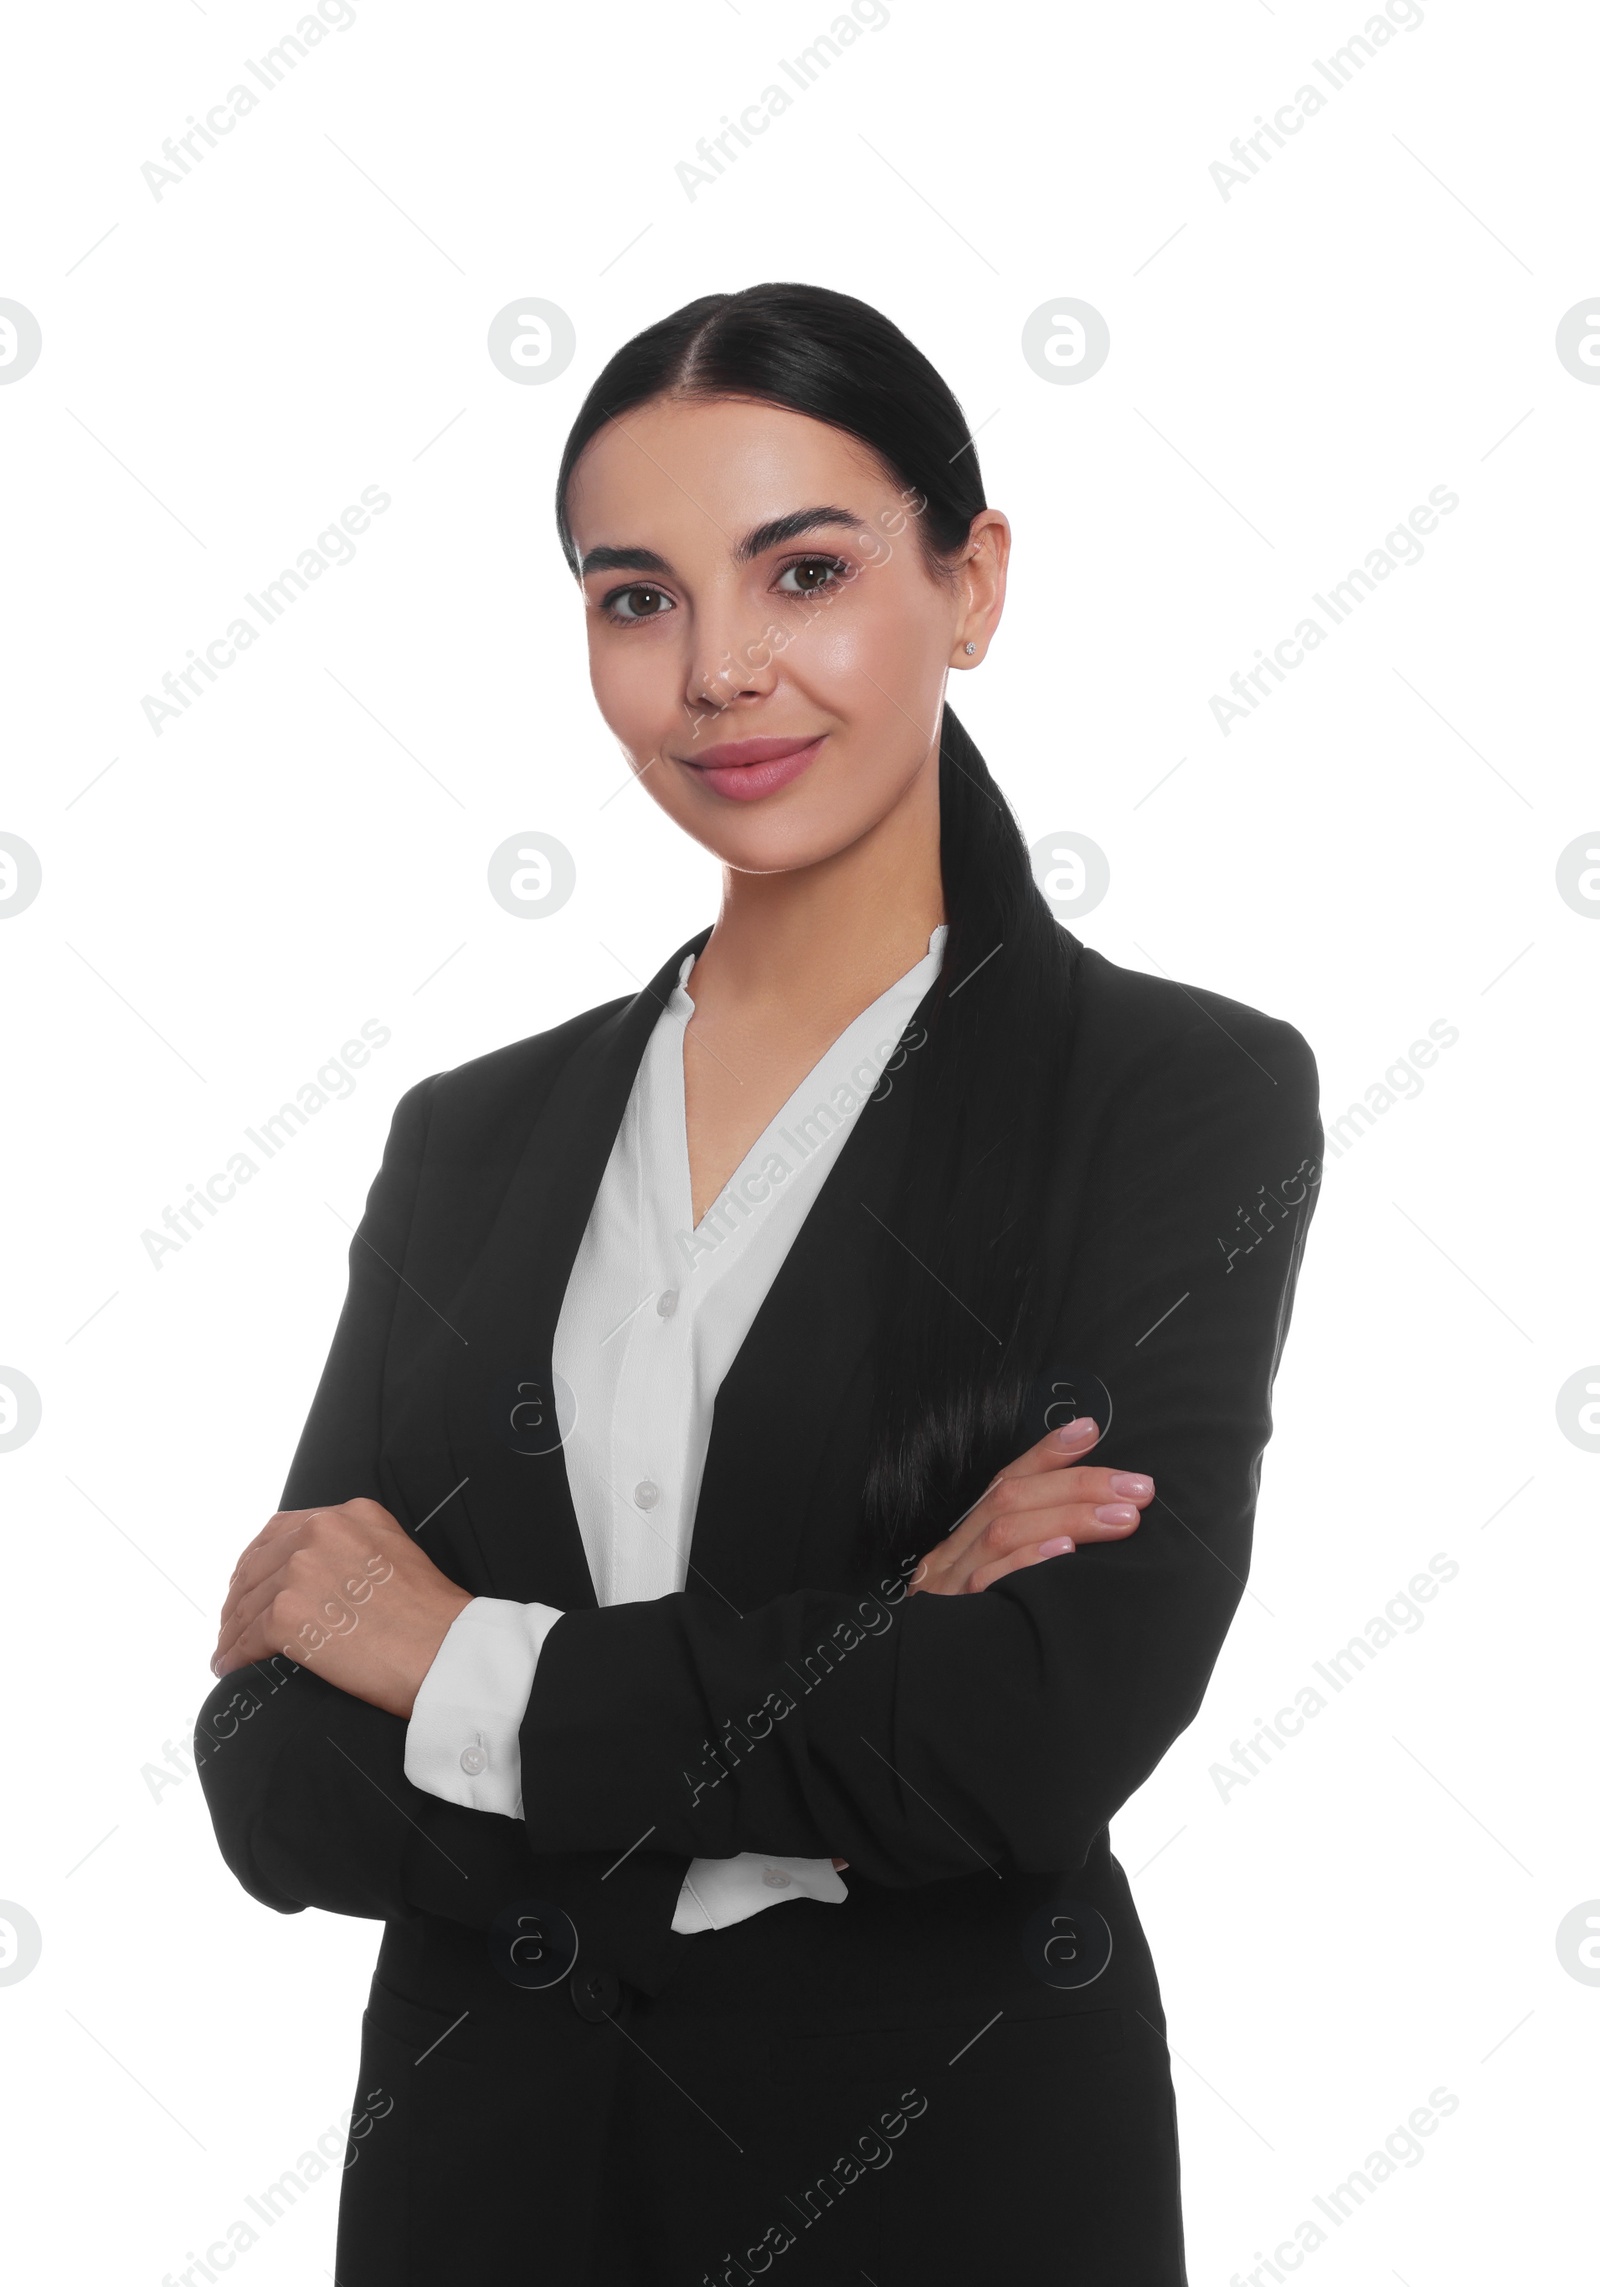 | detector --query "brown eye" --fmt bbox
[775,555,850,597]
[605,584,673,622]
